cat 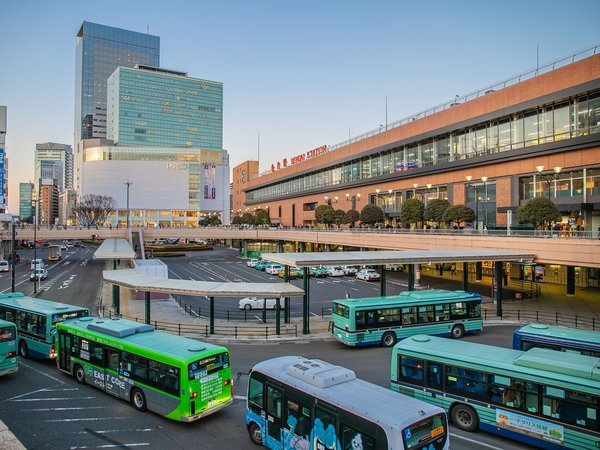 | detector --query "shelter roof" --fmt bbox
[93,238,136,260]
